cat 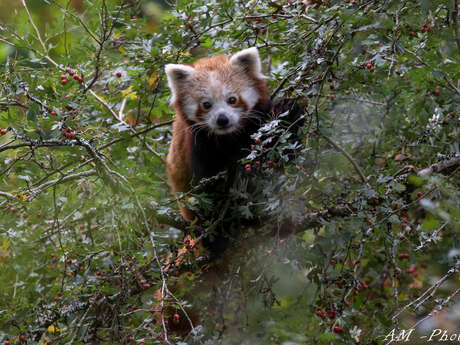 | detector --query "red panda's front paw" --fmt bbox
[179,205,197,223]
